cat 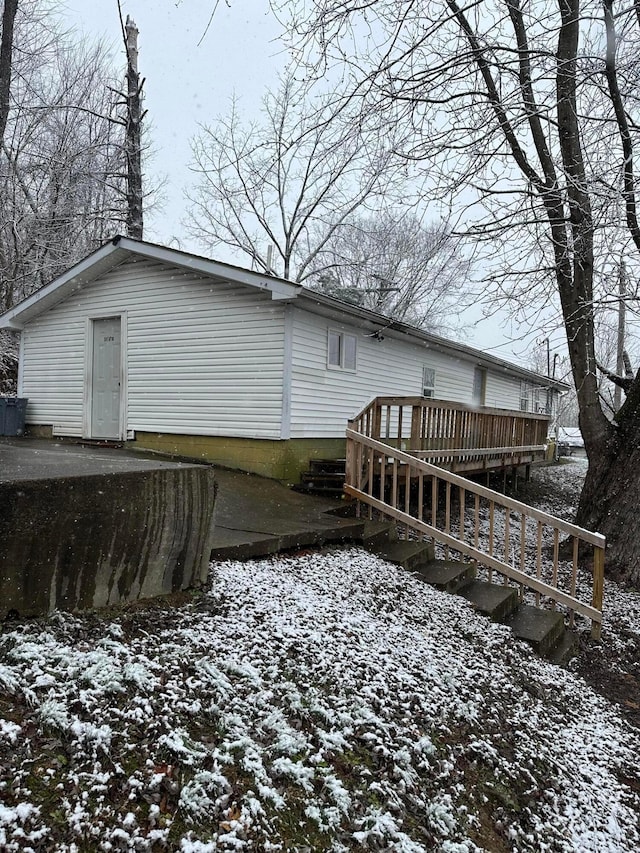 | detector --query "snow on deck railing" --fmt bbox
[345,427,605,640]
